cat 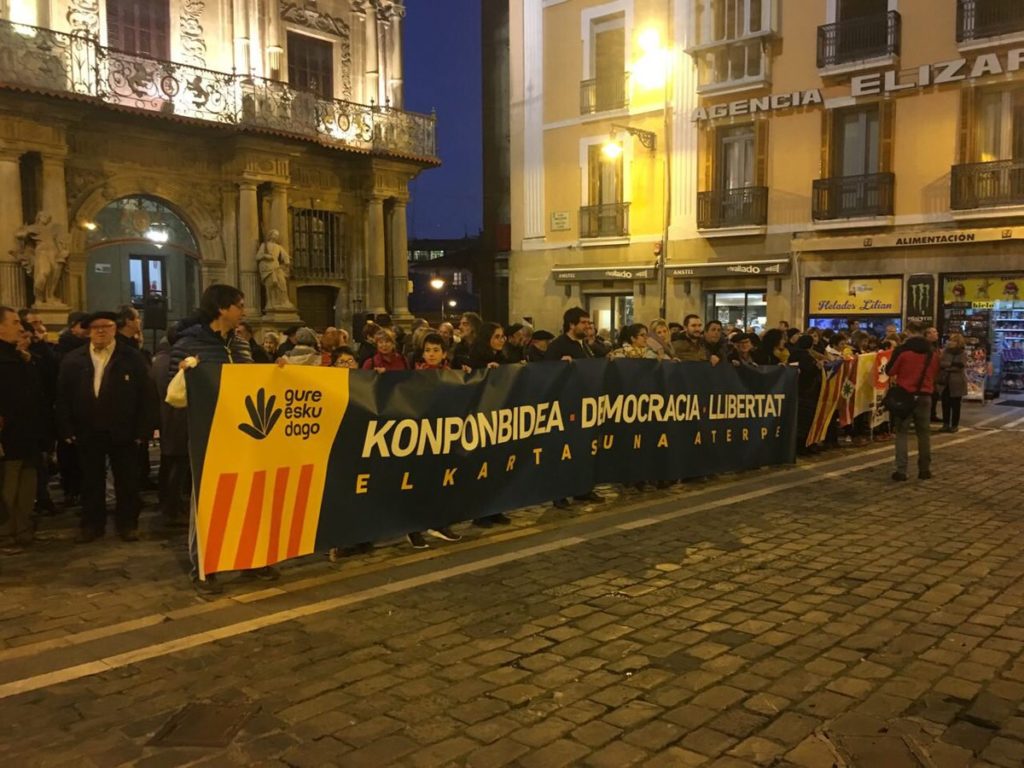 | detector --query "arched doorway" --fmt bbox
[85,196,200,335]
